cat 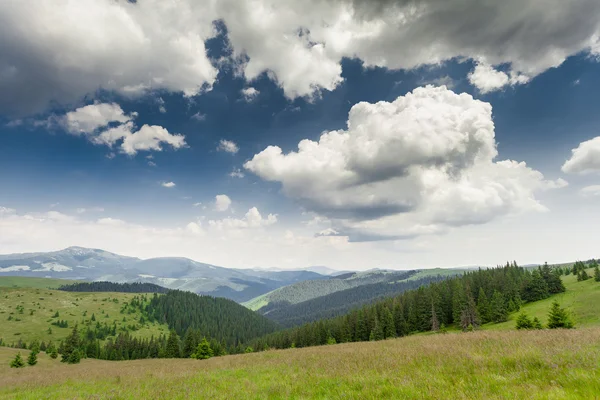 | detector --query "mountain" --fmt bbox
[0,246,327,302]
